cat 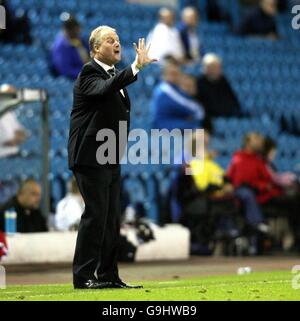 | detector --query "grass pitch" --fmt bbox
[0,270,299,301]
